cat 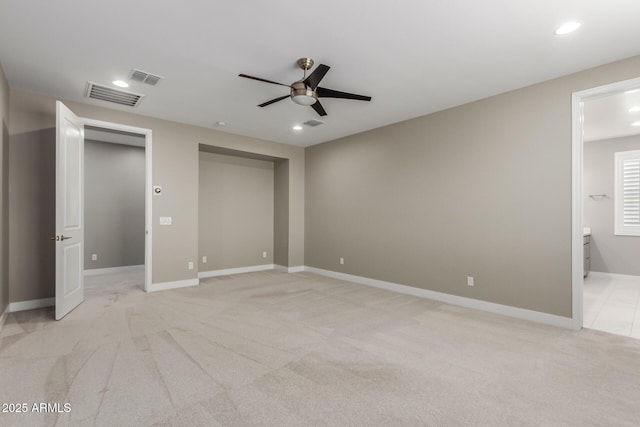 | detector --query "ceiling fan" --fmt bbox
[239,58,371,117]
